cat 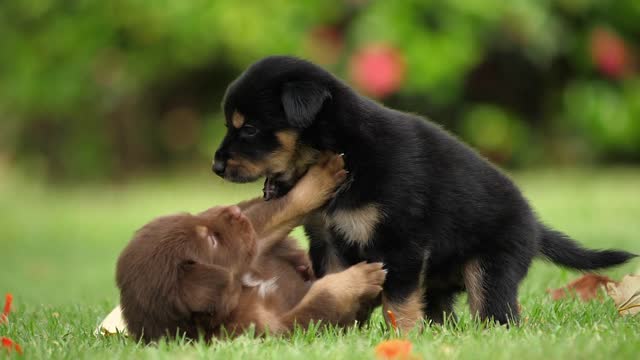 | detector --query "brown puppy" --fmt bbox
[117,155,386,342]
